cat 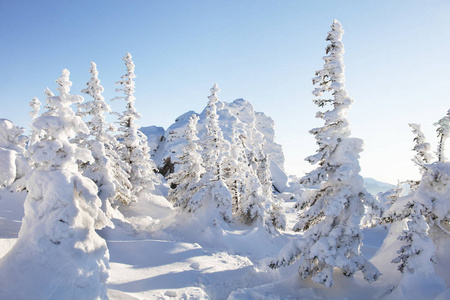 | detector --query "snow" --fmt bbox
[140,125,165,153]
[2,174,448,300]
[151,98,285,177]
[0,22,449,300]
[0,147,16,187]
[1,90,448,299]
